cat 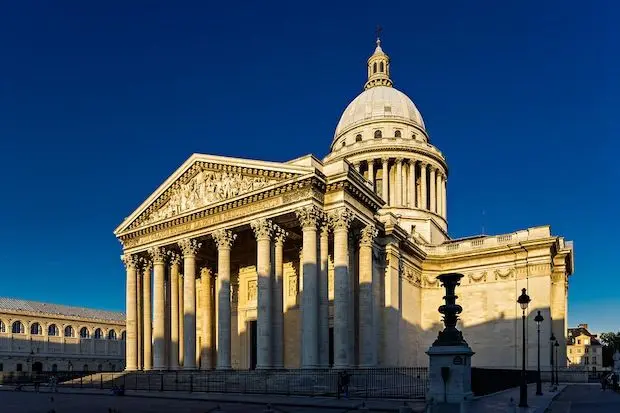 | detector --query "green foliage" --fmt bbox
[600,331,620,367]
